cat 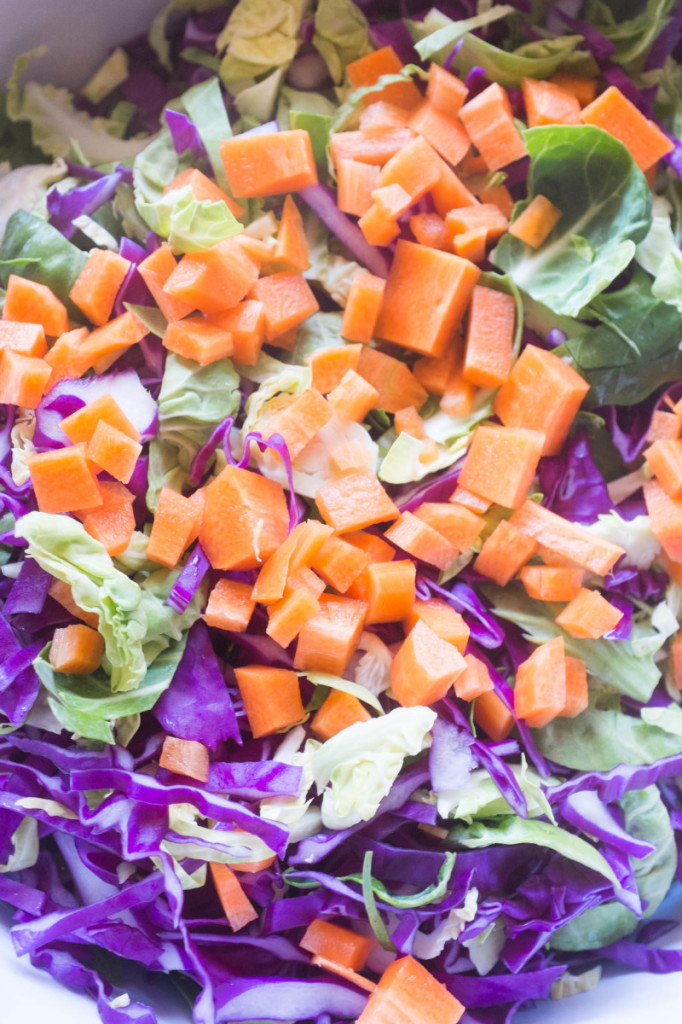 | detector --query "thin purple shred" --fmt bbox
[166,543,210,613]
[546,753,682,805]
[164,107,208,160]
[3,558,51,616]
[369,20,419,64]
[299,183,390,278]
[190,416,233,485]
[559,790,655,859]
